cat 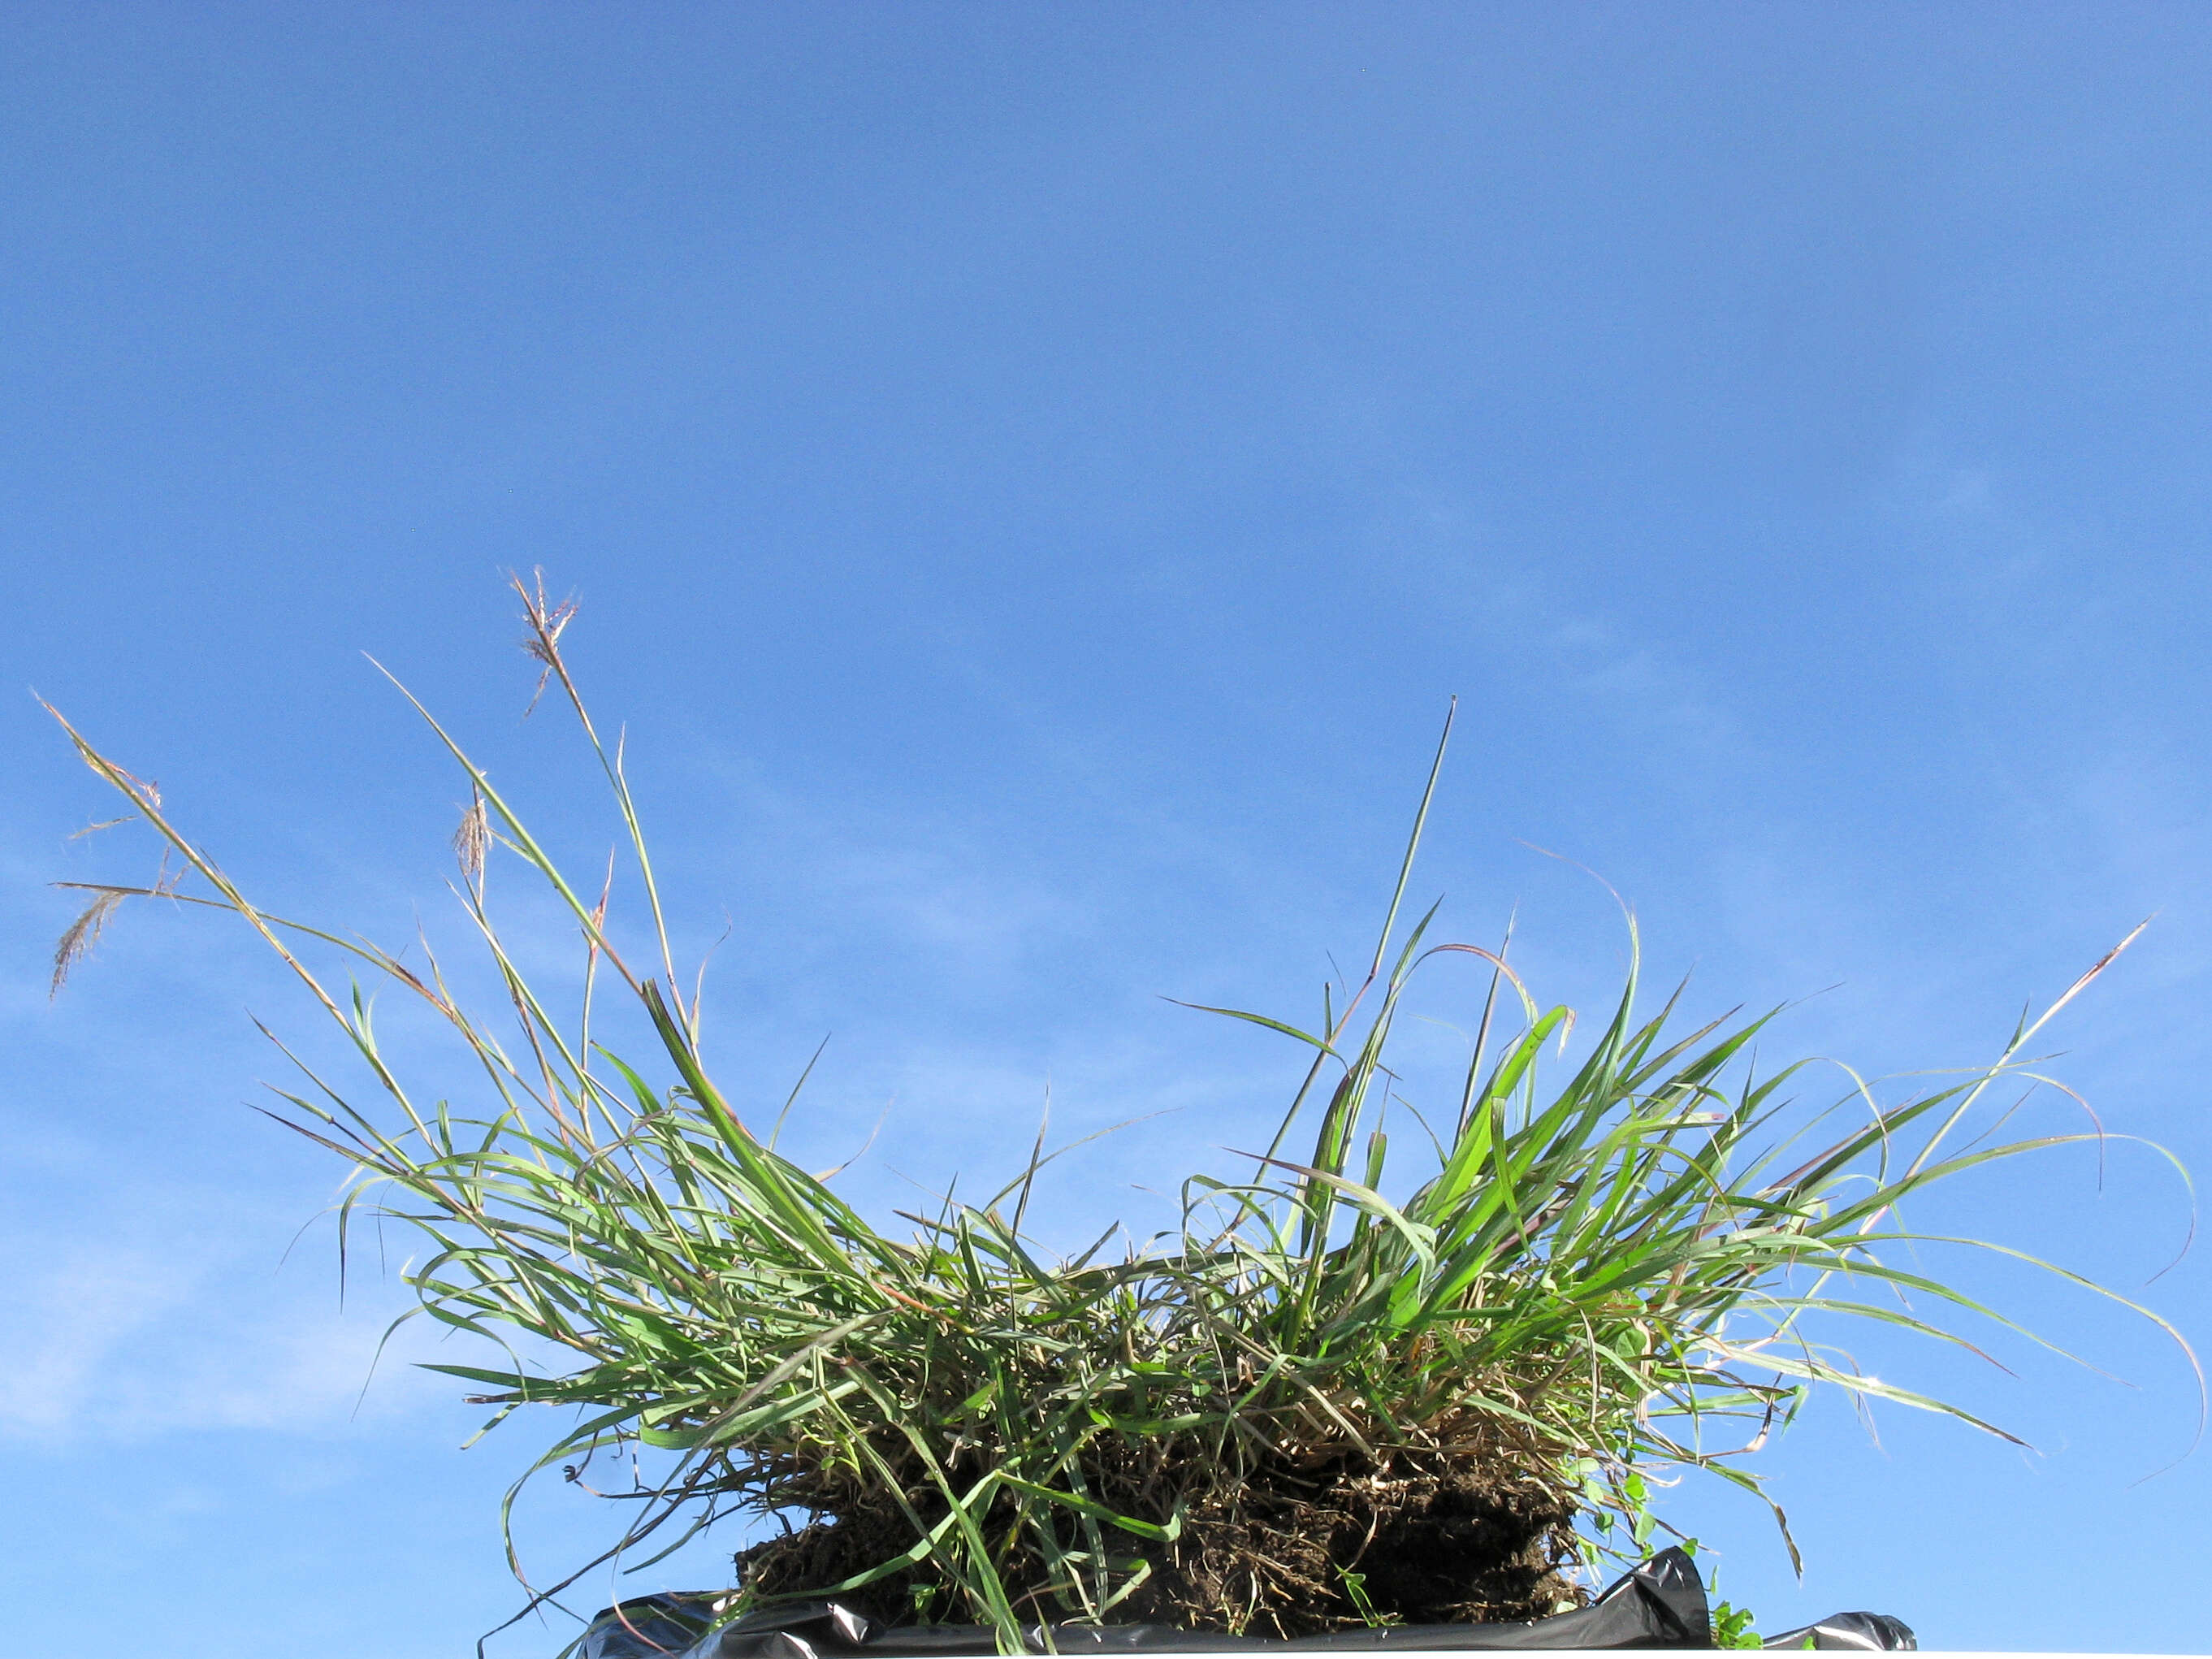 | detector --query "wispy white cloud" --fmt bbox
[0,1192,452,1445]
